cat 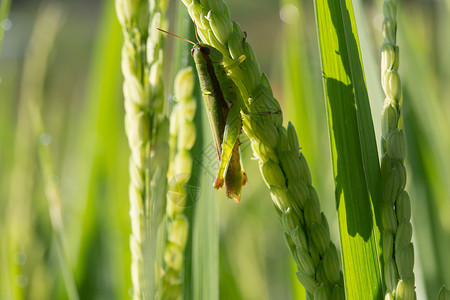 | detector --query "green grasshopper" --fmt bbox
[158,28,248,203]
